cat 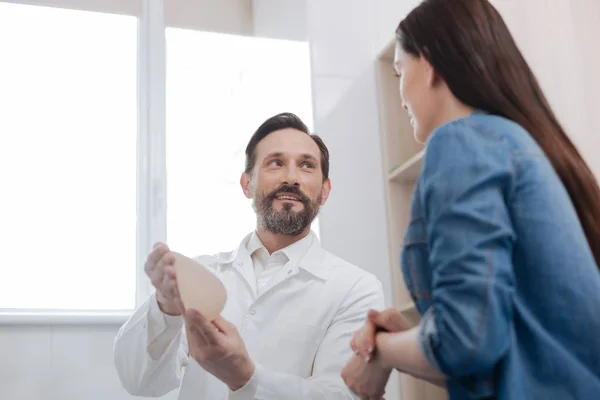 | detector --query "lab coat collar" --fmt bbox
[246,230,313,266]
[216,231,331,280]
